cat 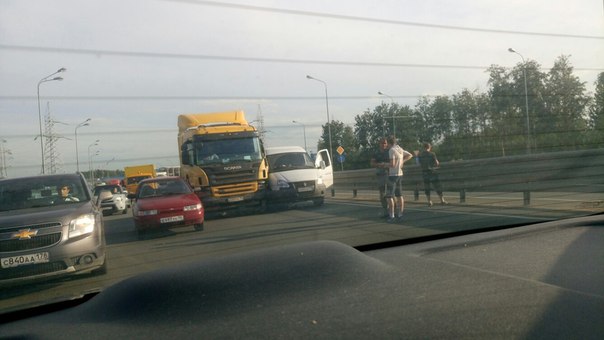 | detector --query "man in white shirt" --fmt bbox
[385,136,413,222]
